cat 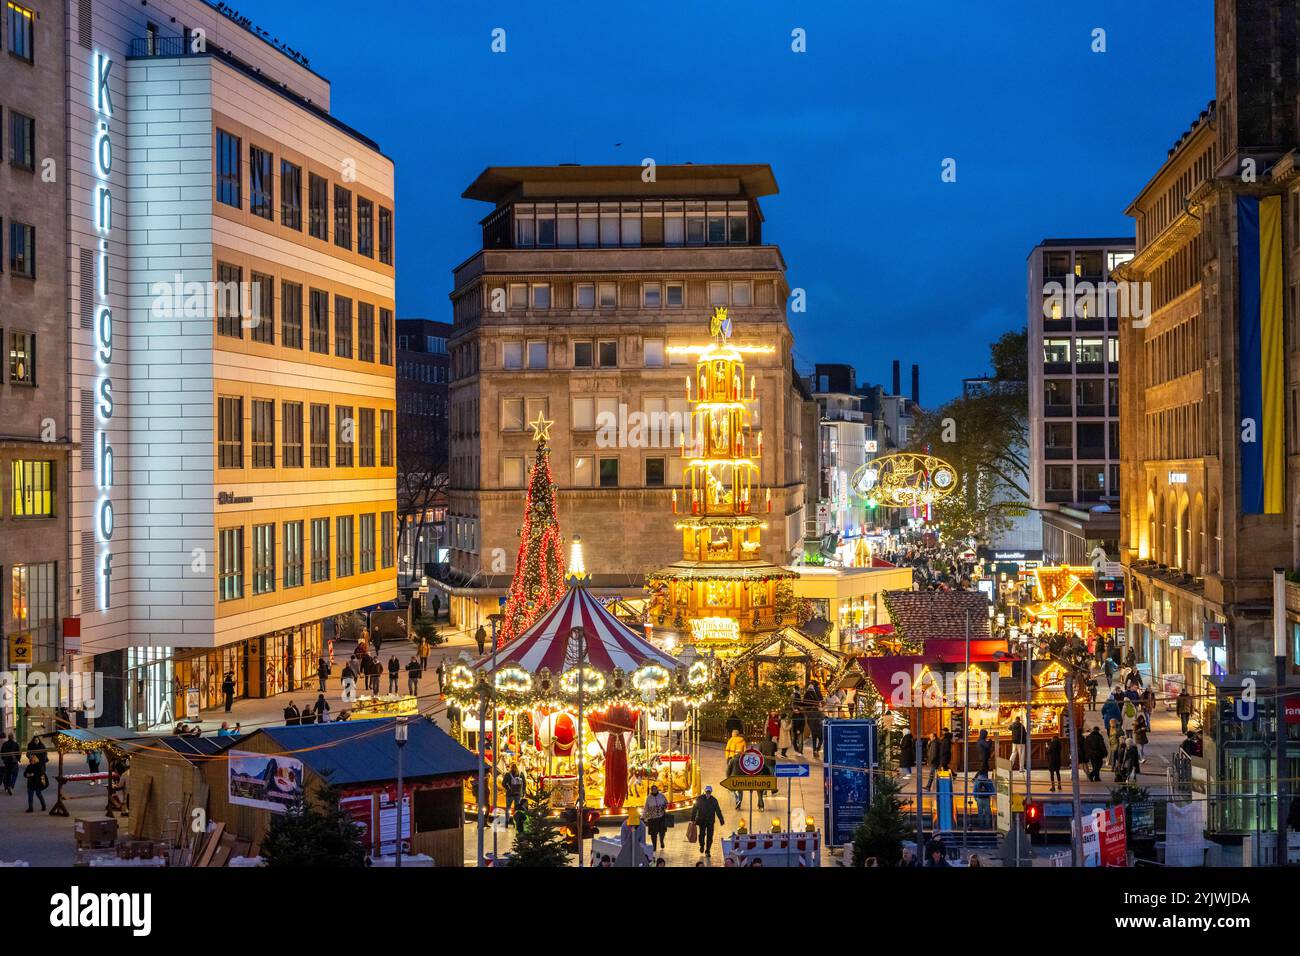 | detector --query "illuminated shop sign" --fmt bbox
[92,52,116,610]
